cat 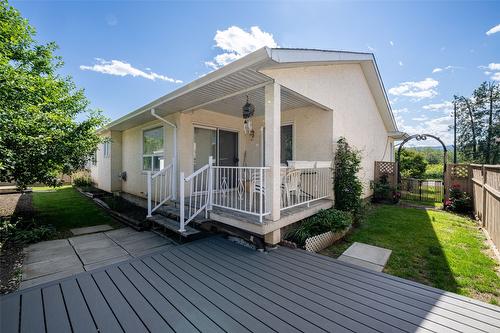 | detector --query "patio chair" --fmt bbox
[283,169,302,206]
[249,171,265,212]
